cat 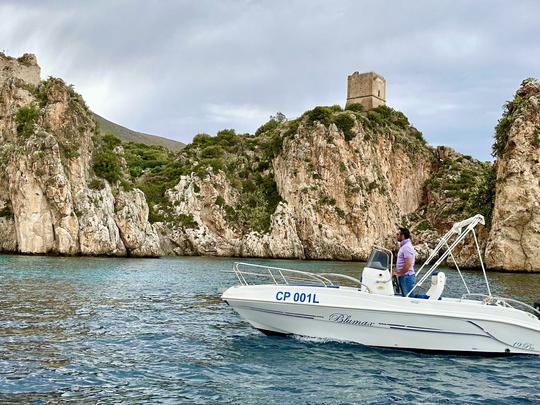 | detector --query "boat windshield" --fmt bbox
[367,248,390,271]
